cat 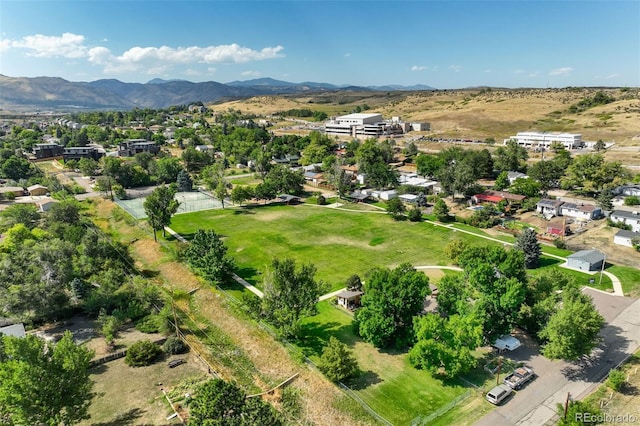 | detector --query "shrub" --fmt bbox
[624,196,640,206]
[162,336,188,355]
[607,369,626,391]
[407,206,422,222]
[135,314,162,333]
[553,239,567,249]
[125,340,163,367]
